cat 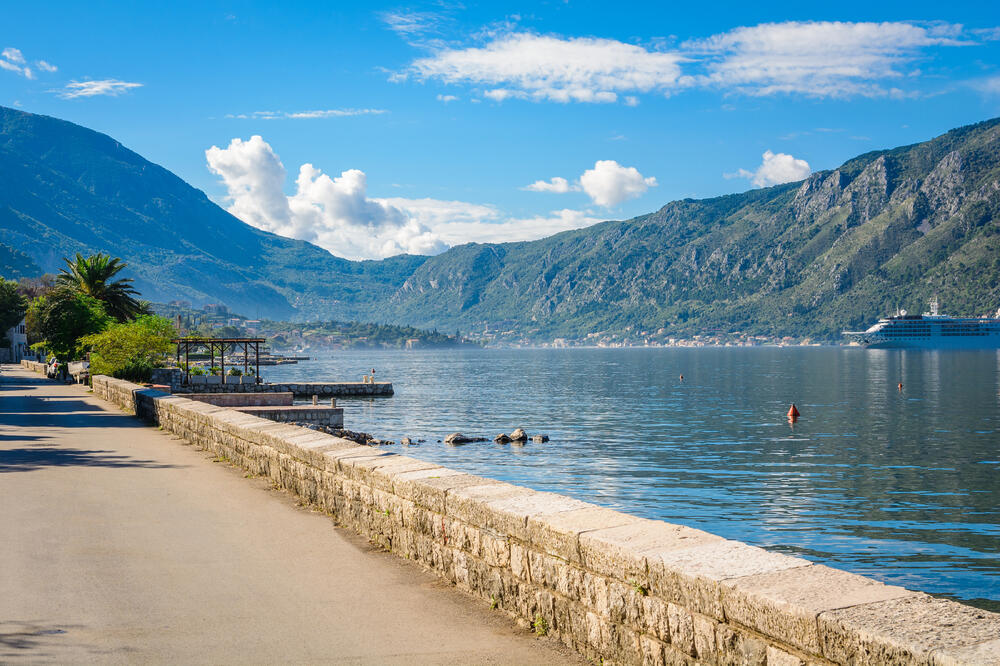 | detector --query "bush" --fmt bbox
[113,359,154,383]
[189,366,205,376]
[80,315,176,378]
[227,367,243,376]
